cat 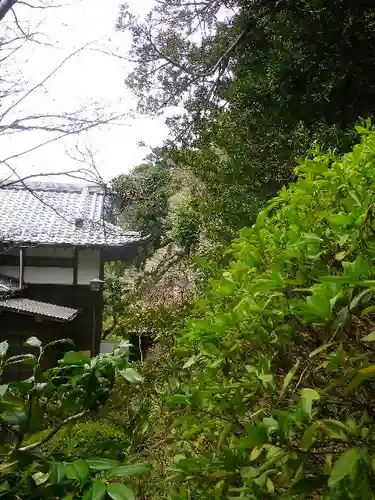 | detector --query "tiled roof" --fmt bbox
[0,298,78,321]
[0,181,143,247]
